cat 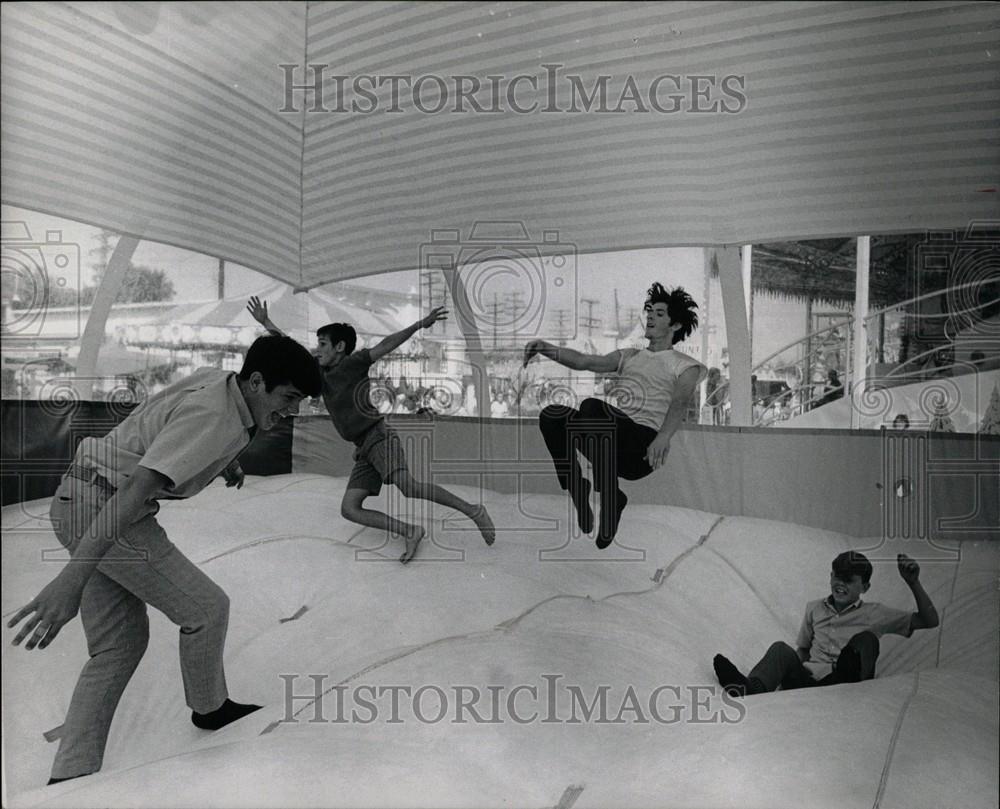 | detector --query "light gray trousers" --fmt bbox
[48,475,230,779]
